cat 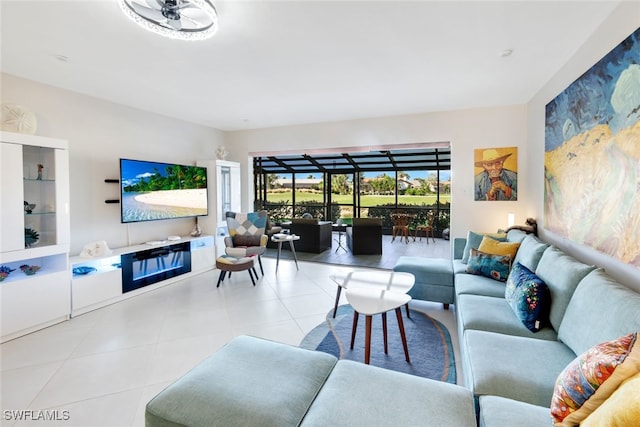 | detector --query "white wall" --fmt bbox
[225,104,531,240]
[1,73,224,255]
[526,2,640,291]
[3,2,637,290]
